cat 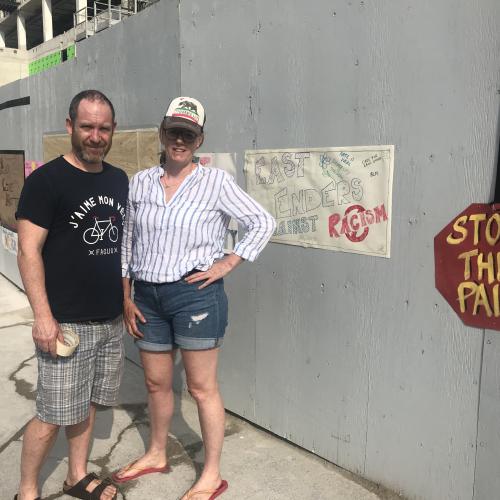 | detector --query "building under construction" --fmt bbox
[0,2,499,499]
[0,0,153,85]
